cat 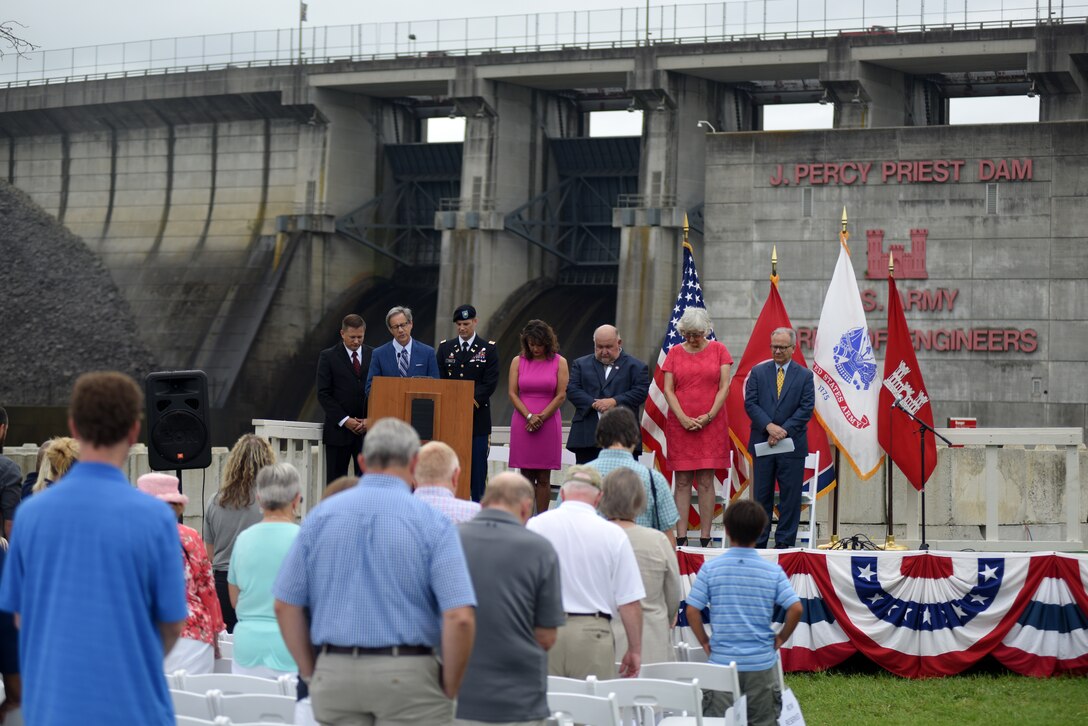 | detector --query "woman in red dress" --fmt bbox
[661,307,732,547]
